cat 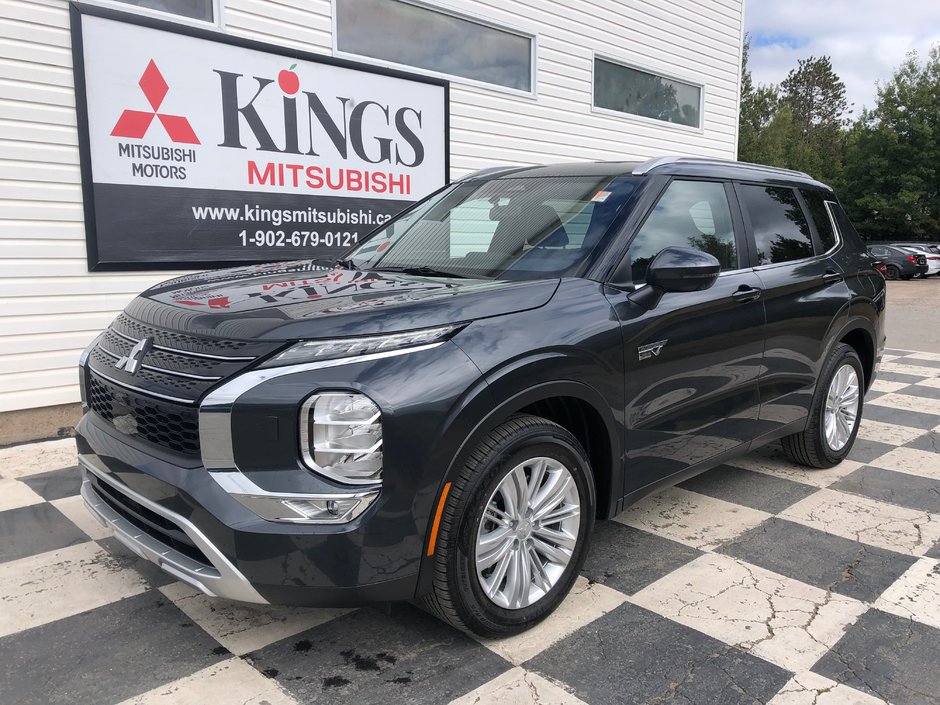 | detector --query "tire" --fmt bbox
[422,415,595,637]
[781,344,864,469]
[885,265,900,280]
